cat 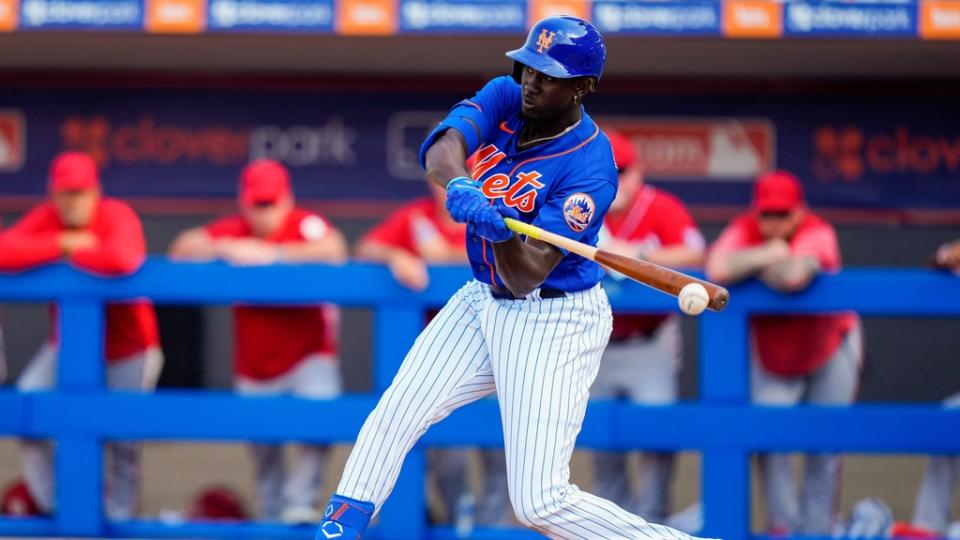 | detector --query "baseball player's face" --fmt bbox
[519,66,585,120]
[52,188,99,229]
[758,208,803,240]
[242,195,292,238]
